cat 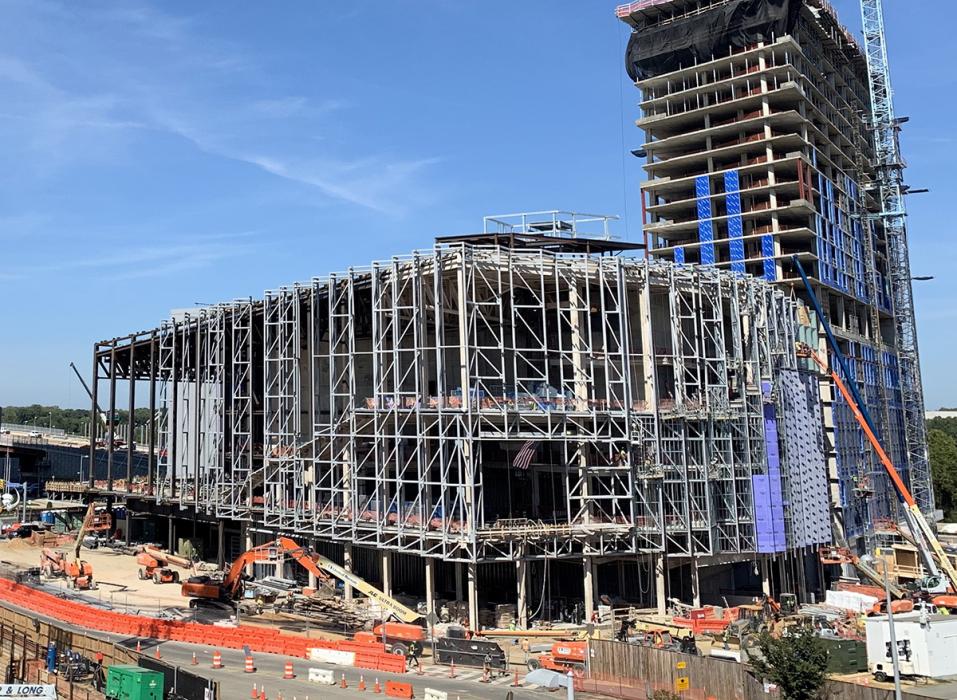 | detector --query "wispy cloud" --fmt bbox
[3,232,259,281]
[0,0,440,216]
